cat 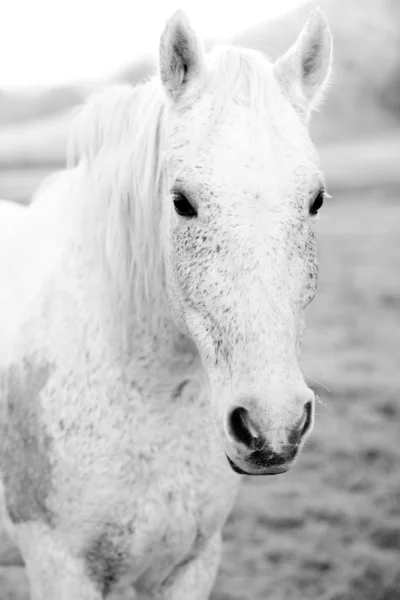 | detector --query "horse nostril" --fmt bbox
[301,401,313,437]
[228,406,261,449]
